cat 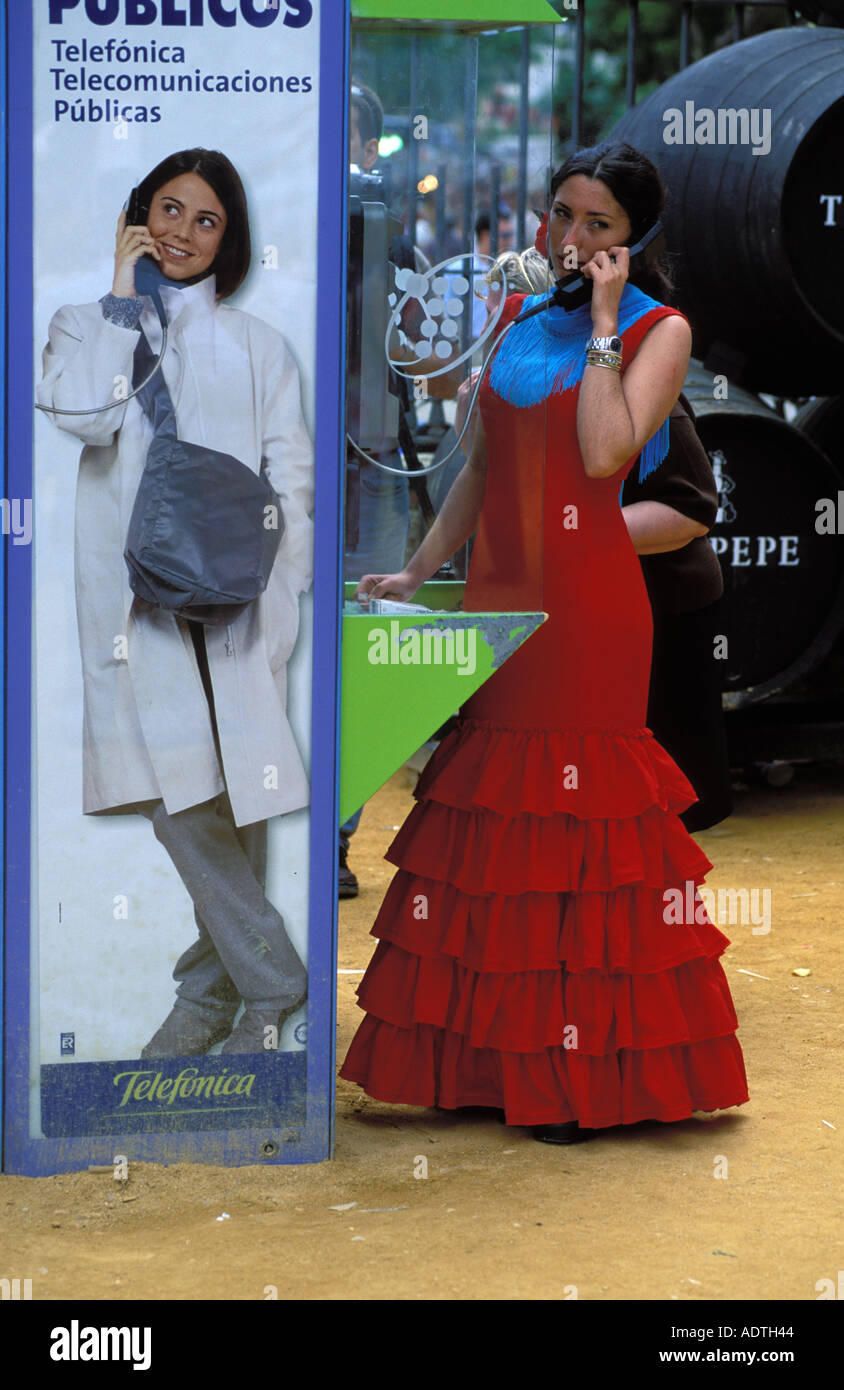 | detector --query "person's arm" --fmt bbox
[623,499,708,554]
[622,397,719,555]
[36,209,162,445]
[455,370,481,458]
[355,411,487,603]
[576,246,691,479]
[36,303,142,446]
